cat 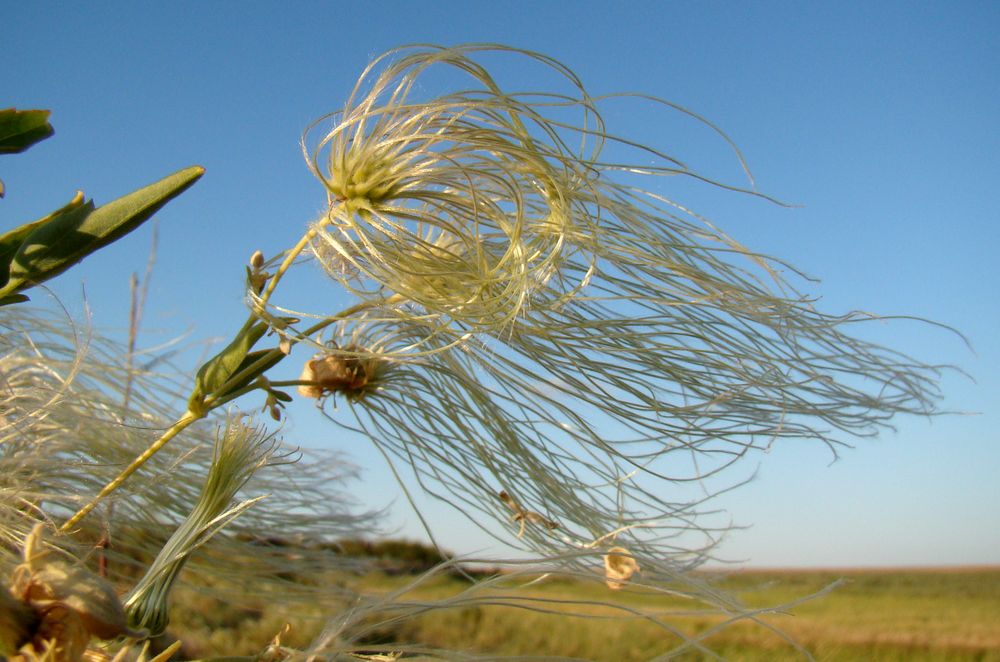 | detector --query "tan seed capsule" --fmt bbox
[297,360,323,398]
[297,348,377,400]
